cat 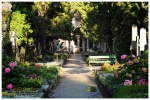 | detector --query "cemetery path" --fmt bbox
[49,54,103,98]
